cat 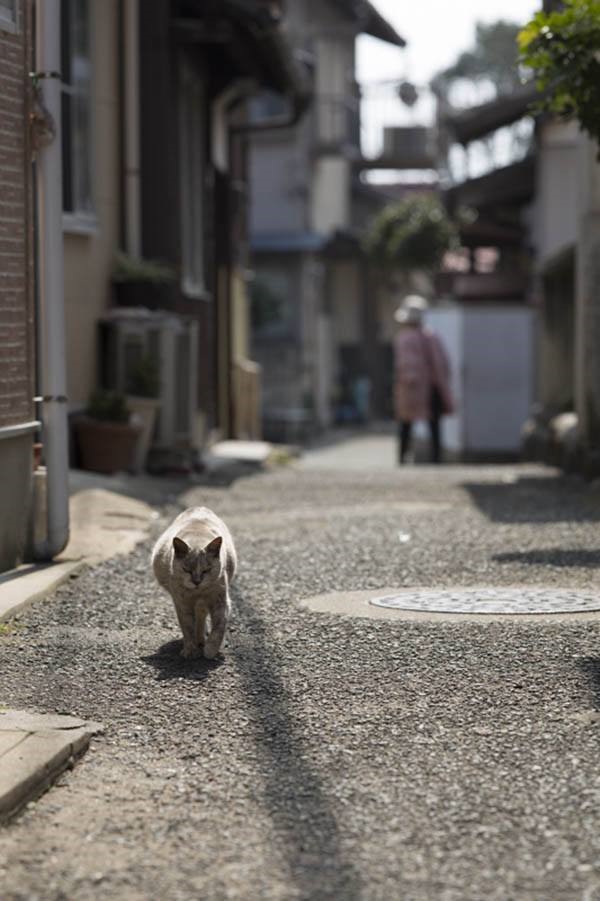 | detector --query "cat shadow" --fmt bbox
[141,639,224,682]
[230,596,362,901]
[576,656,600,710]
